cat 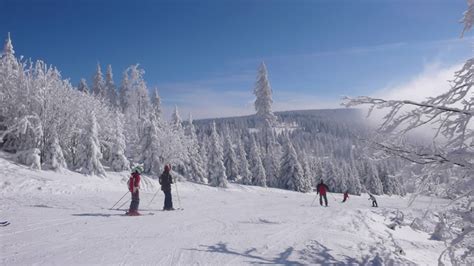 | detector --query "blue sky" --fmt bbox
[1,0,472,118]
